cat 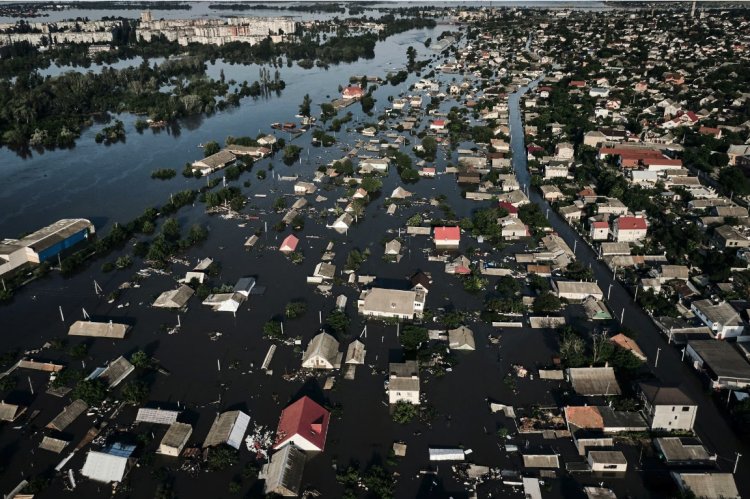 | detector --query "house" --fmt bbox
[448,326,475,350]
[389,361,420,405]
[274,396,330,452]
[589,87,610,98]
[68,320,130,339]
[714,225,750,249]
[727,144,750,166]
[540,185,564,201]
[390,186,412,199]
[257,134,277,146]
[552,280,604,301]
[153,284,194,309]
[301,332,342,370]
[279,234,299,254]
[670,472,739,499]
[91,356,134,388]
[500,217,529,240]
[659,265,689,282]
[559,205,583,222]
[430,119,447,131]
[544,164,569,179]
[698,126,722,139]
[344,340,366,365]
[445,255,471,275]
[567,367,621,396]
[384,239,402,256]
[654,437,716,466]
[612,216,648,242]
[590,221,609,241]
[690,299,744,339]
[47,399,88,431]
[685,340,750,389]
[226,145,271,158]
[203,410,250,449]
[420,167,436,177]
[583,297,612,320]
[294,182,316,195]
[136,408,180,425]
[191,149,236,175]
[588,450,627,473]
[202,292,245,313]
[639,382,697,432]
[358,287,425,320]
[81,443,136,483]
[158,422,192,457]
[342,85,364,100]
[433,226,460,249]
[358,157,389,172]
[263,444,306,497]
[555,142,574,160]
[609,333,646,361]
[497,189,530,207]
[329,213,353,234]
